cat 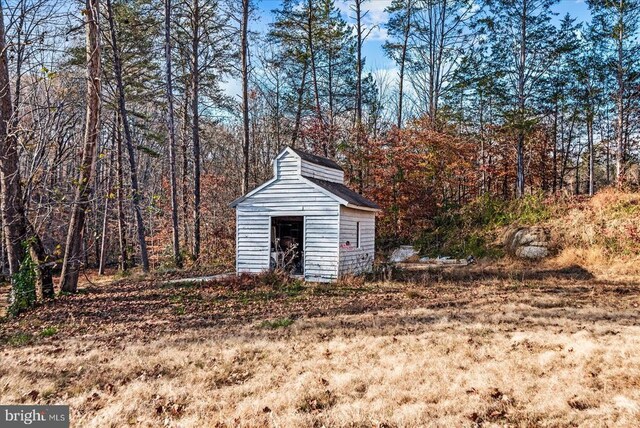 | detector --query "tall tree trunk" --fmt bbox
[575,144,581,195]
[164,0,182,267]
[98,150,112,275]
[115,114,129,271]
[106,0,149,272]
[615,2,624,187]
[181,91,190,250]
[306,0,323,131]
[327,45,335,155]
[587,93,594,196]
[479,92,486,195]
[552,95,558,193]
[0,2,28,282]
[0,221,5,278]
[291,60,308,147]
[587,119,594,196]
[59,0,101,292]
[354,0,364,192]
[560,114,576,187]
[27,221,53,299]
[515,0,527,198]
[397,0,412,129]
[191,0,201,260]
[241,0,250,194]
